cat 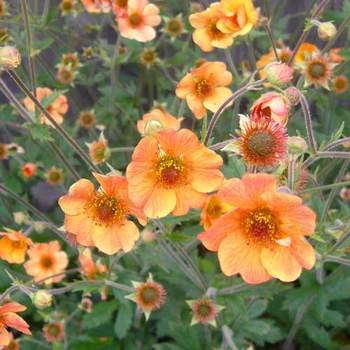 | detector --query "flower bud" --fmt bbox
[33,221,46,233]
[340,188,350,201]
[143,119,164,136]
[22,162,37,178]
[284,86,301,106]
[287,136,308,156]
[317,22,336,41]
[141,229,157,243]
[32,290,52,309]
[0,46,21,70]
[13,211,30,225]
[265,62,293,86]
